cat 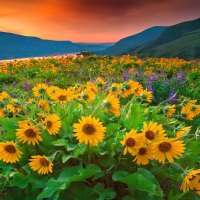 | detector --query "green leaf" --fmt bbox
[0,117,17,140]
[112,169,163,197]
[37,164,101,199]
[52,139,68,147]
[123,103,144,130]
[10,172,29,189]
